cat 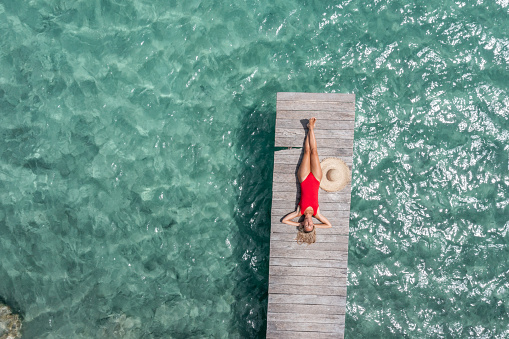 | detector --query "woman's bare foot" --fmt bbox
[307,117,316,129]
